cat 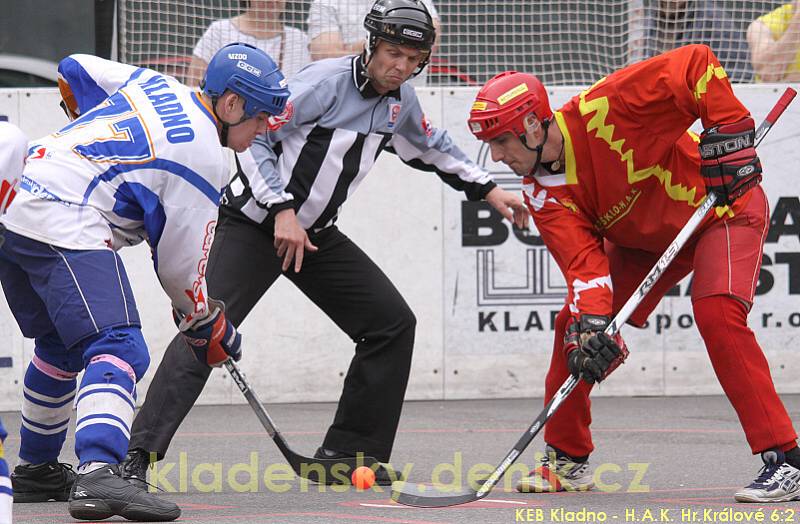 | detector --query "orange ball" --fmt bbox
[351,466,376,490]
